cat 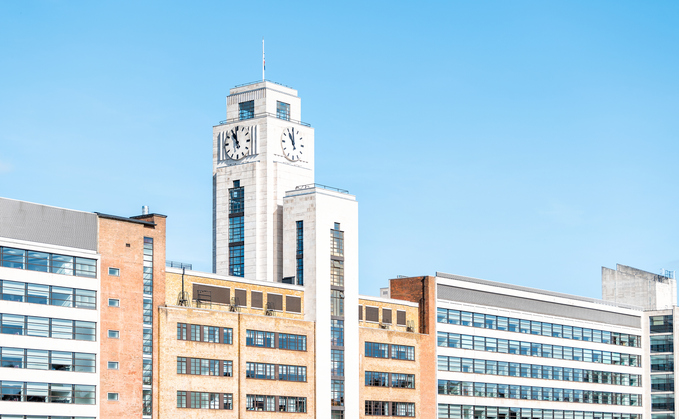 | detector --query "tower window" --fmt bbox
[296,221,303,286]
[277,101,290,121]
[239,101,254,120]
